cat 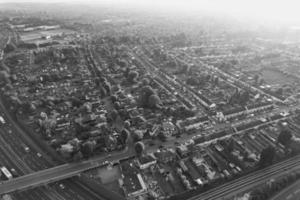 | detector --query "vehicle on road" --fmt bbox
[21,144,30,153]
[1,167,13,180]
[10,168,18,177]
[59,183,65,189]
[0,116,5,124]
